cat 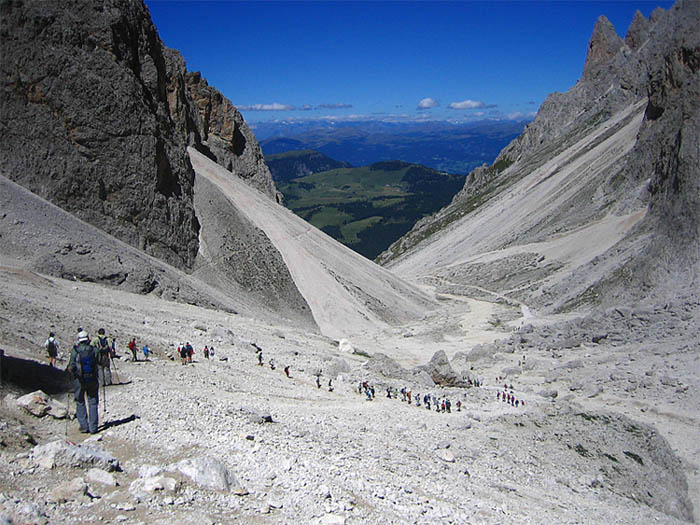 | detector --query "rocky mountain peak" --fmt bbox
[582,15,626,80]
[624,10,651,51]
